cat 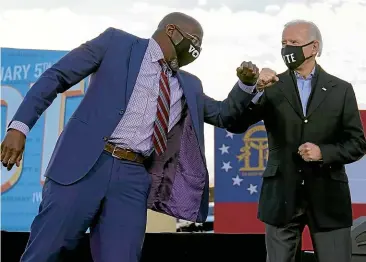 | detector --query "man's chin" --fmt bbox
[167,59,179,71]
